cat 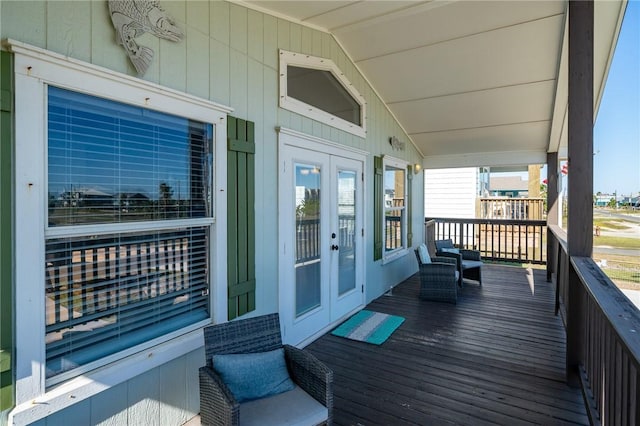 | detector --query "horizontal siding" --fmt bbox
[425,167,478,218]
